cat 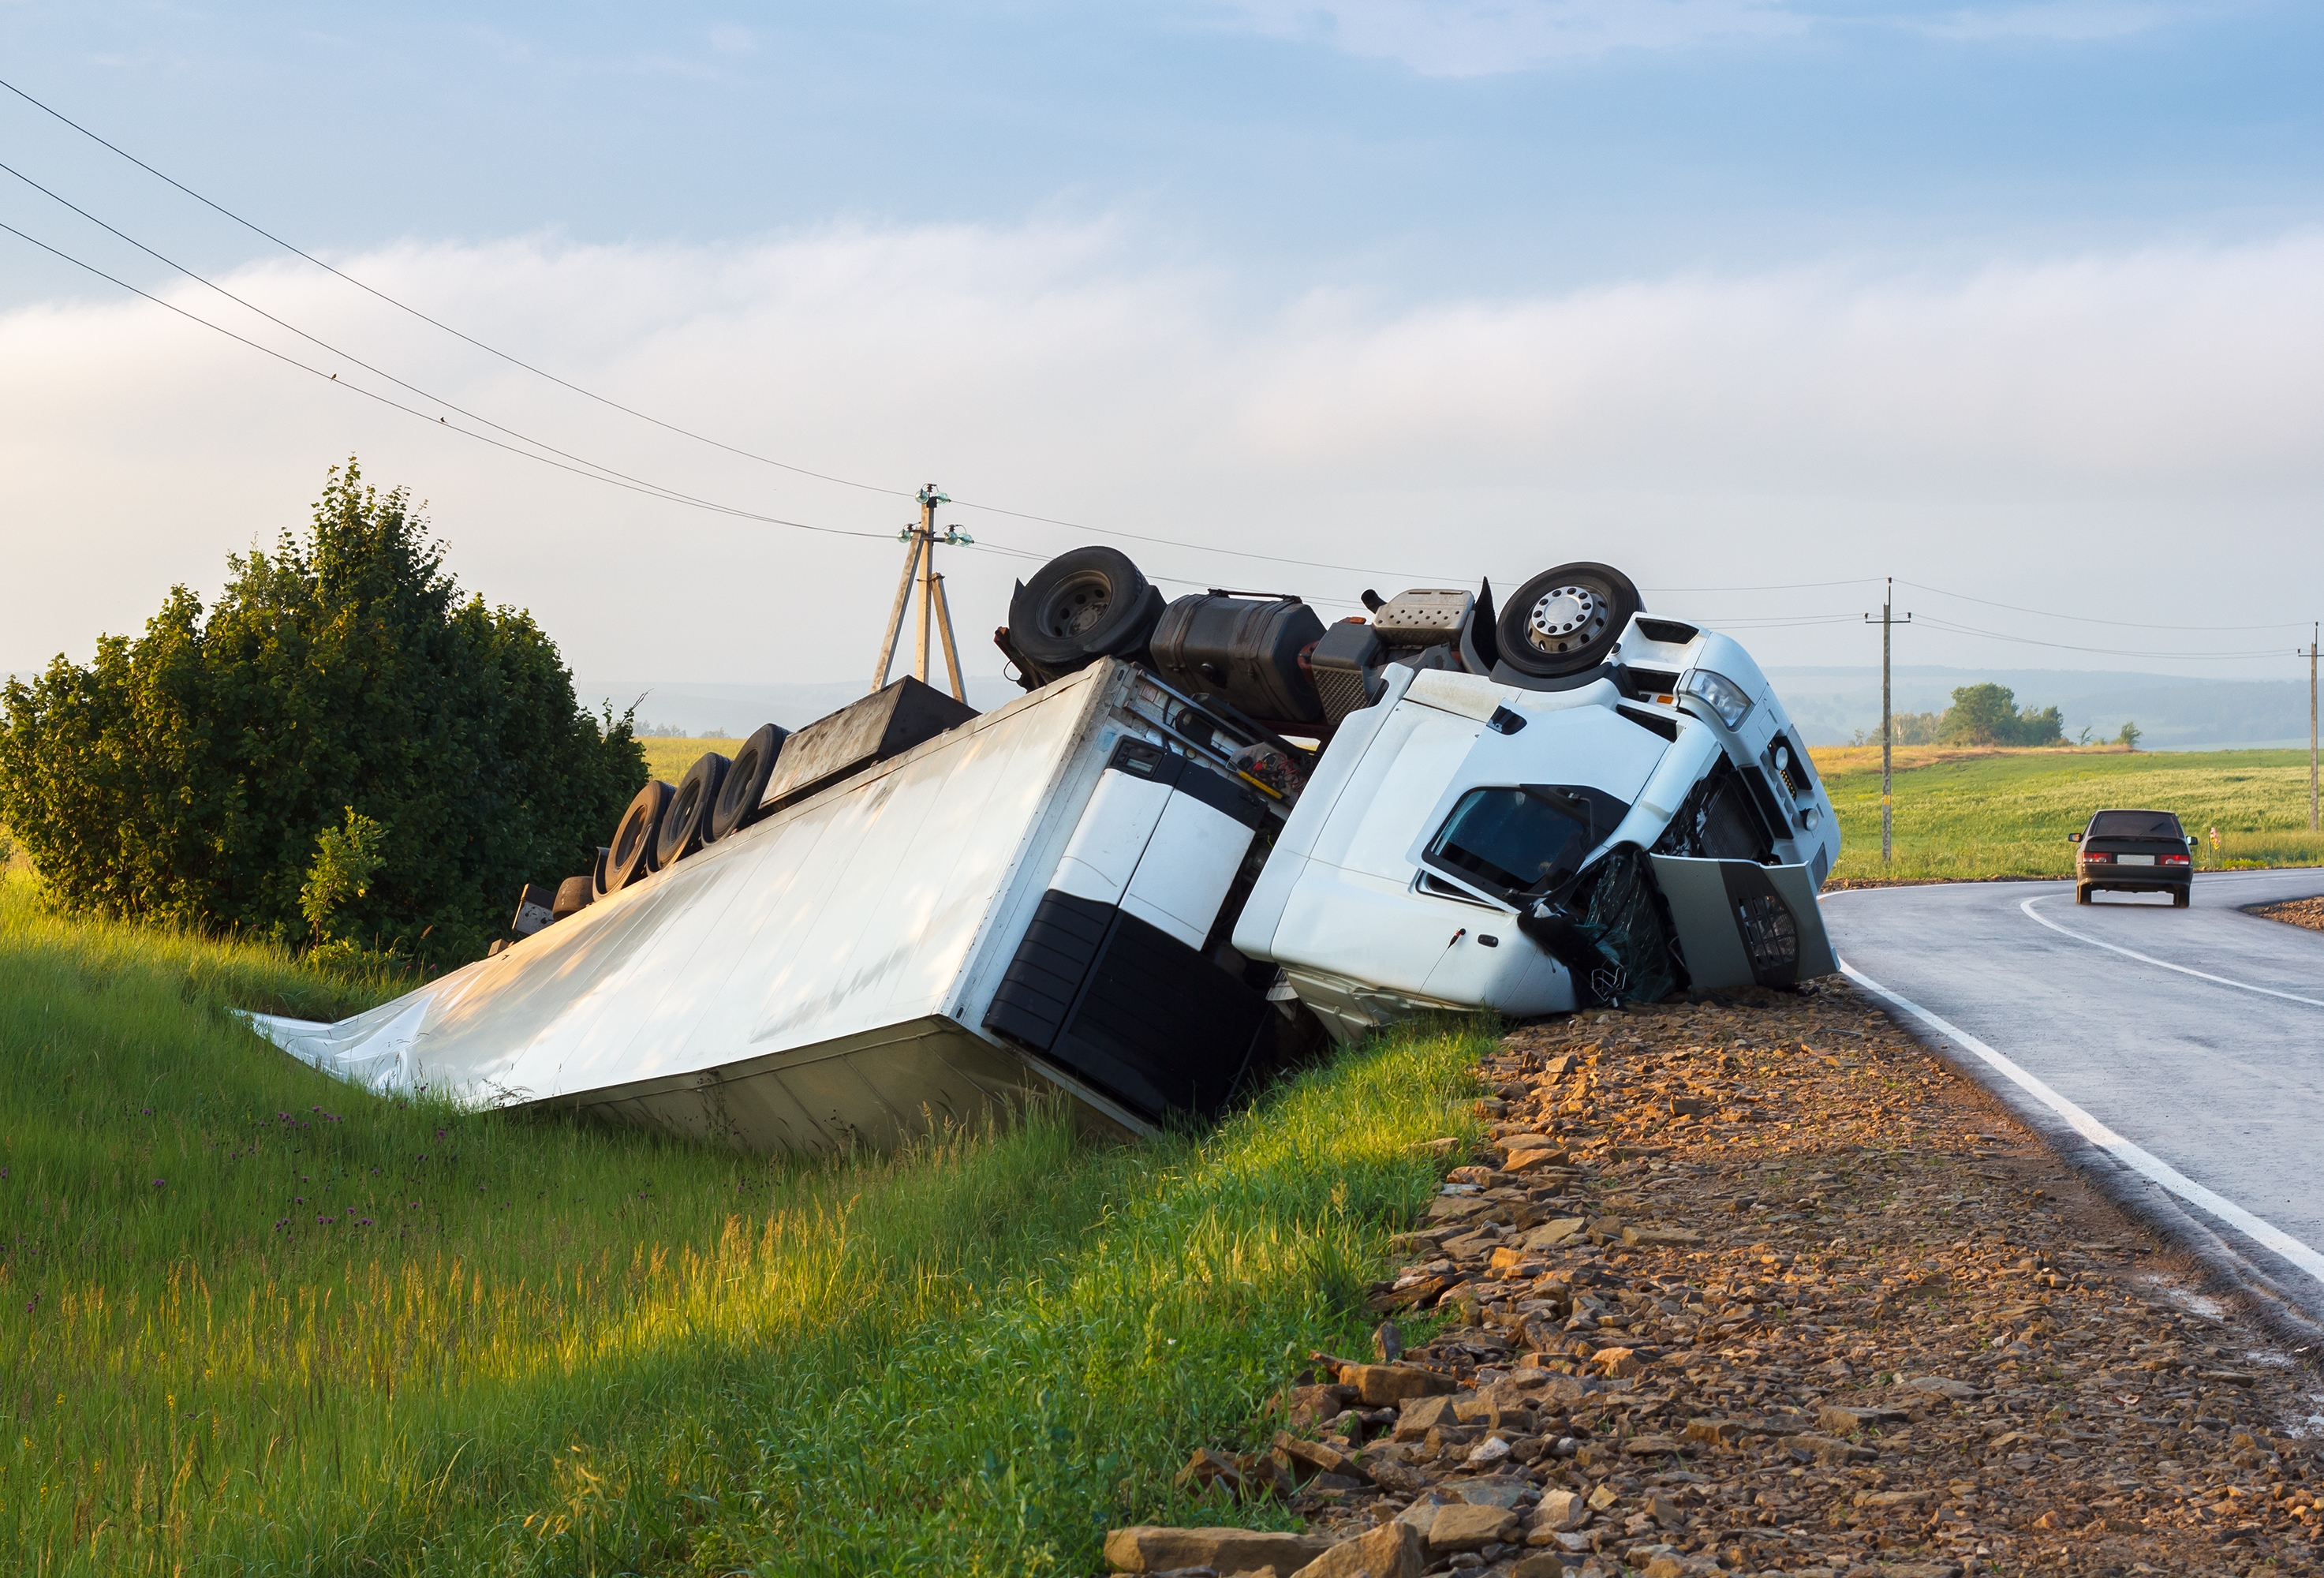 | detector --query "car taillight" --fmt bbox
[2083,851,2113,863]
[2161,853,2190,866]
